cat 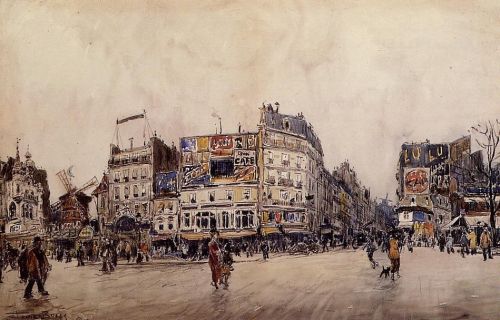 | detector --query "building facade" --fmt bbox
[179,132,259,240]
[0,143,50,238]
[258,104,324,238]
